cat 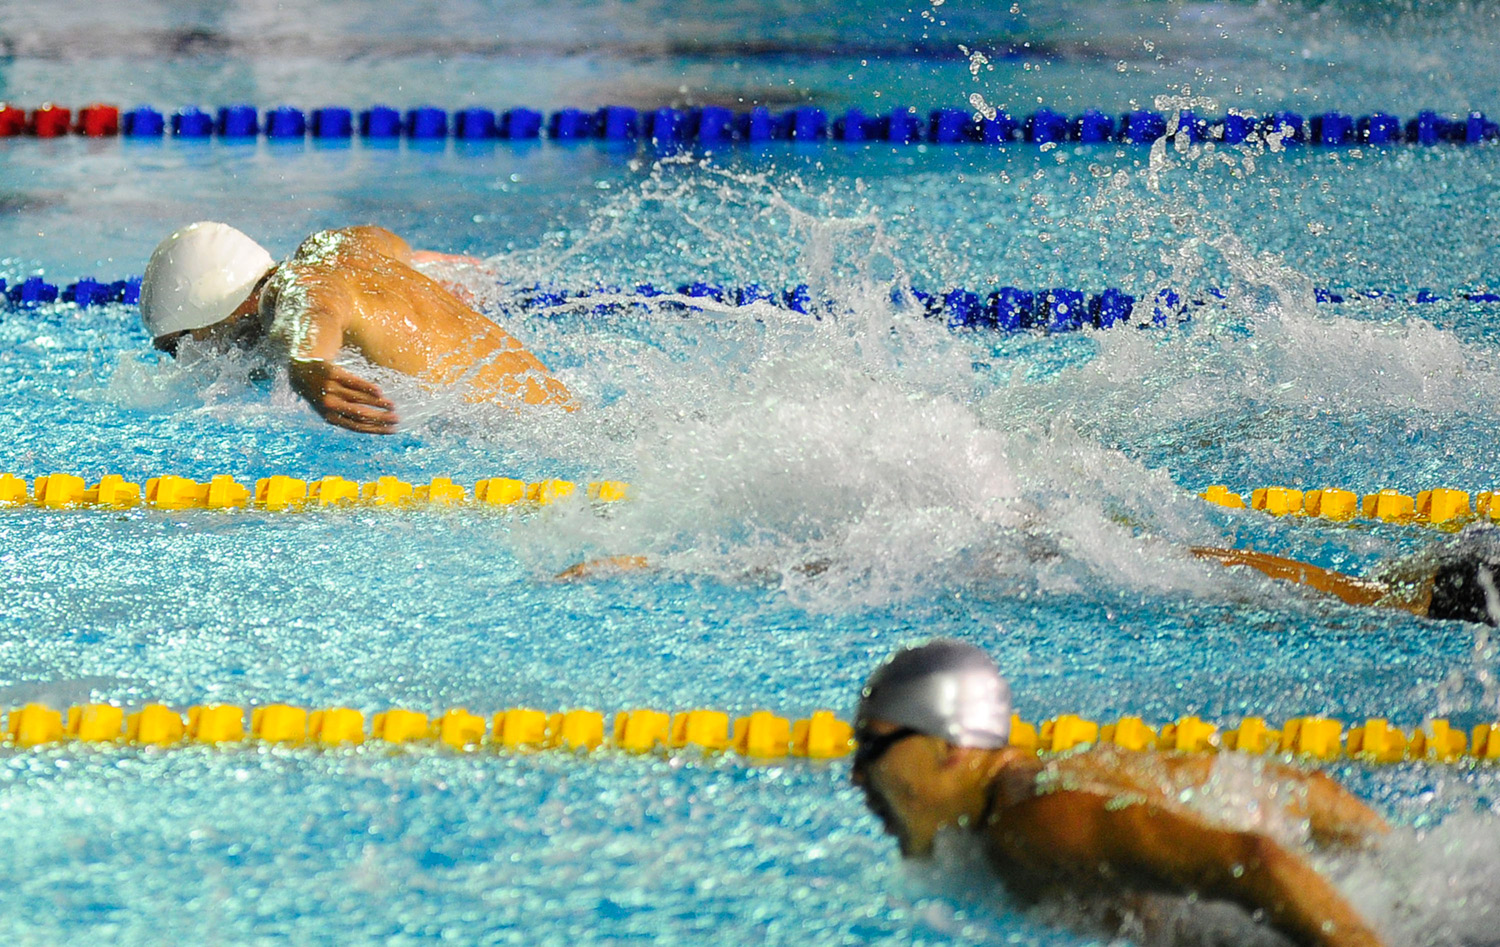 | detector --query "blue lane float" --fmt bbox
[360,106,402,139]
[215,104,259,139]
[6,277,140,308]
[311,107,353,139]
[9,277,1500,336]
[16,103,1490,148]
